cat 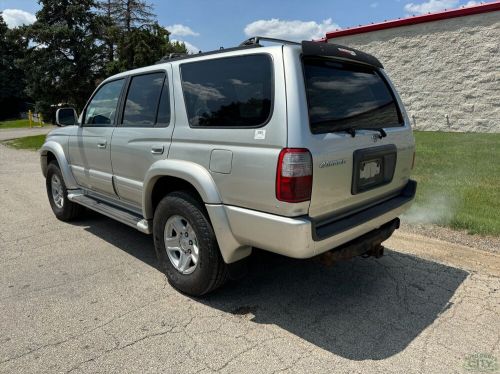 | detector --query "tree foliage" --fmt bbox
[2,0,189,119]
[21,0,106,114]
[99,0,187,72]
[0,14,28,119]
